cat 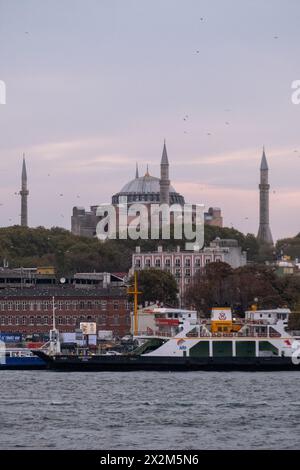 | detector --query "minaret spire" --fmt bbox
[20,154,29,227]
[159,140,170,204]
[135,162,139,179]
[257,147,273,245]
